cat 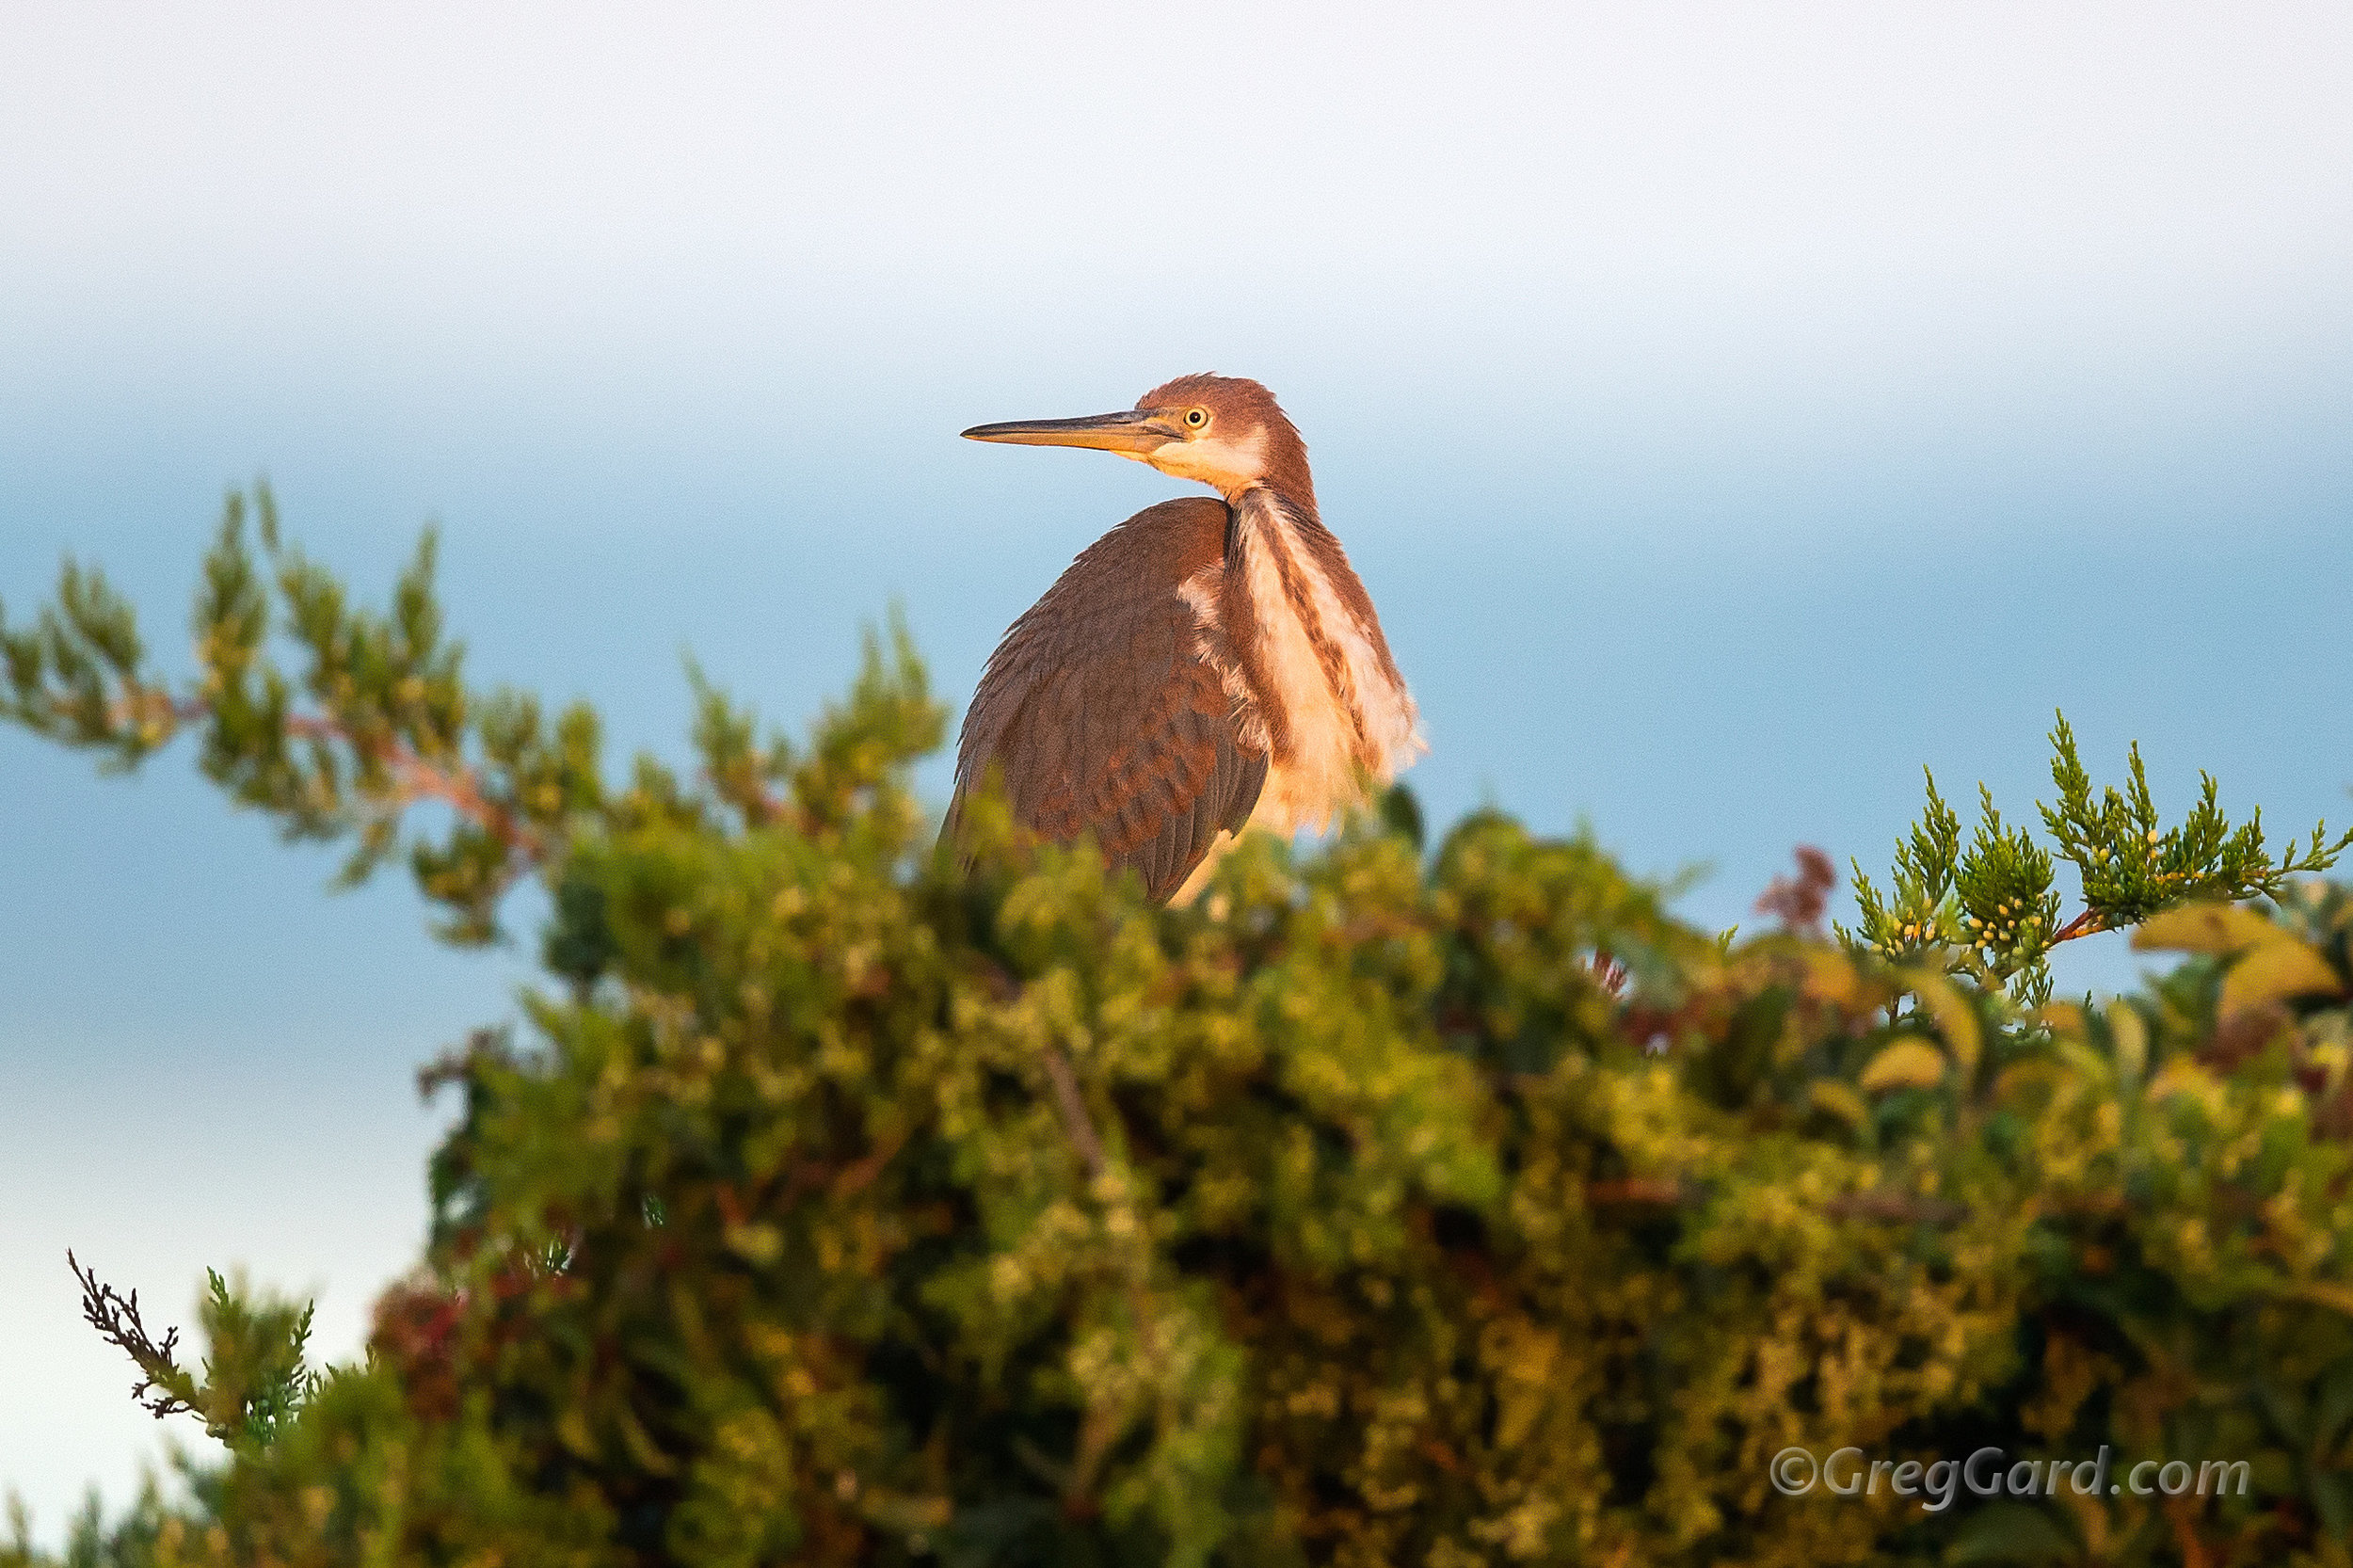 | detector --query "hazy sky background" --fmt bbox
[4,2,2349,1538]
